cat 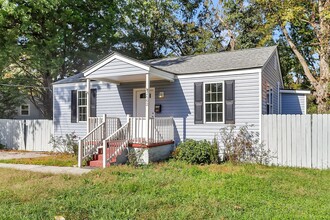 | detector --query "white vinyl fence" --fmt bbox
[0,119,53,151]
[262,114,330,169]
